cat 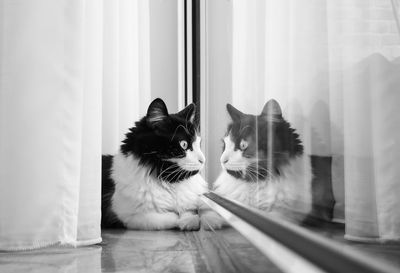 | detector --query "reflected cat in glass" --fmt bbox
[201,100,312,229]
[102,98,207,230]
